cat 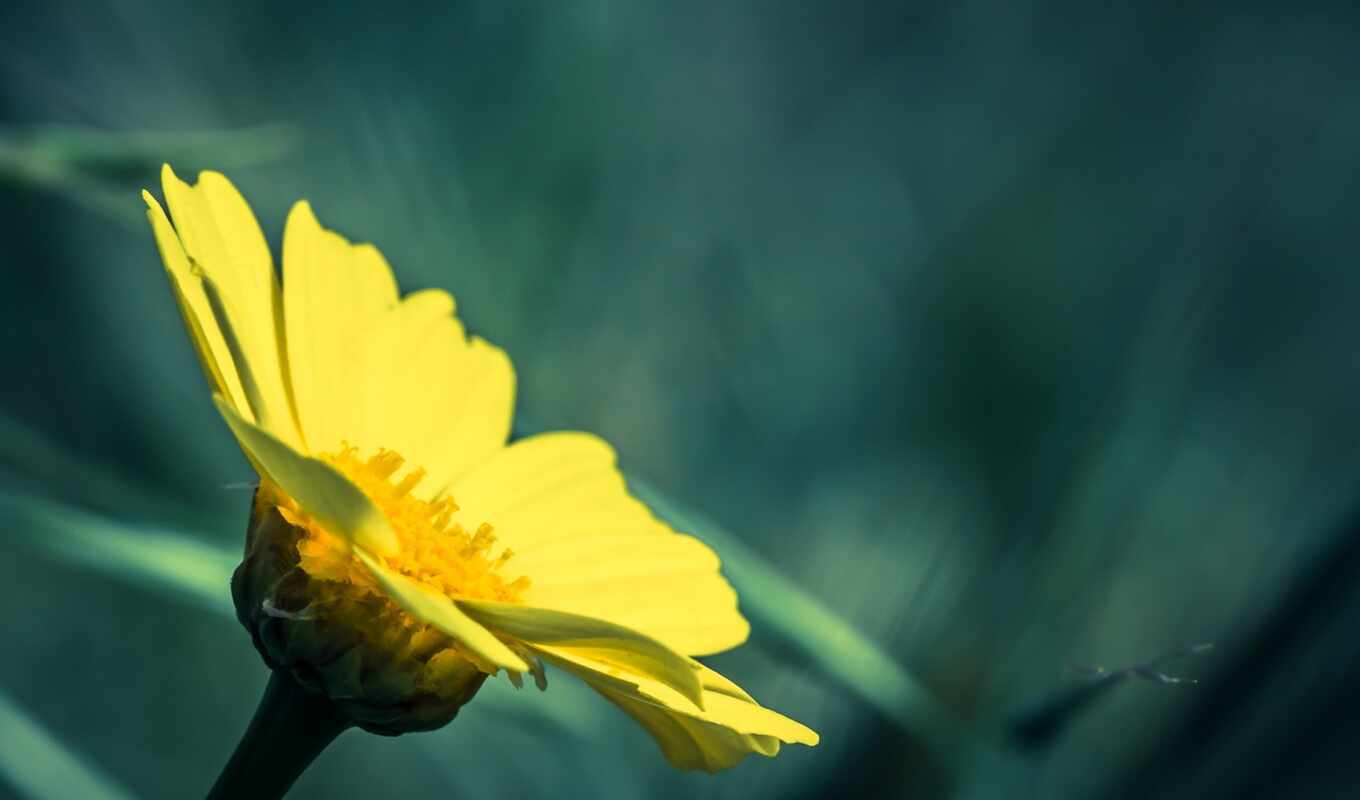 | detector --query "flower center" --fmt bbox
[265,445,529,604]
